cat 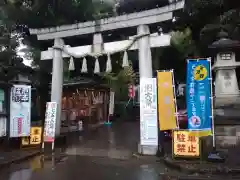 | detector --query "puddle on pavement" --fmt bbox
[5,154,69,180]
[30,154,68,171]
[8,168,33,180]
[3,154,192,180]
